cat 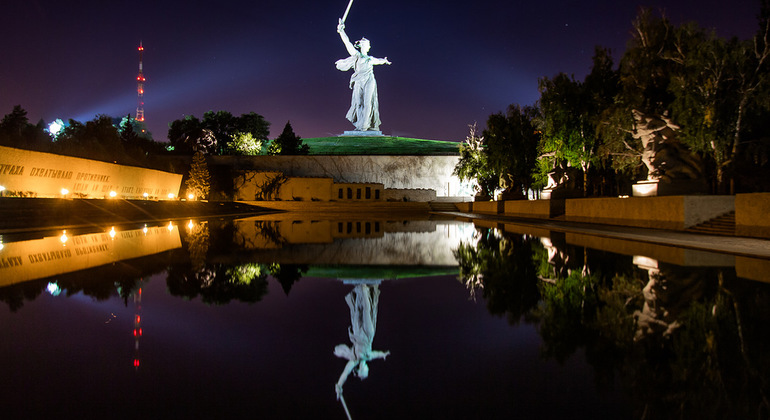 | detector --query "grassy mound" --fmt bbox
[302,136,460,155]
